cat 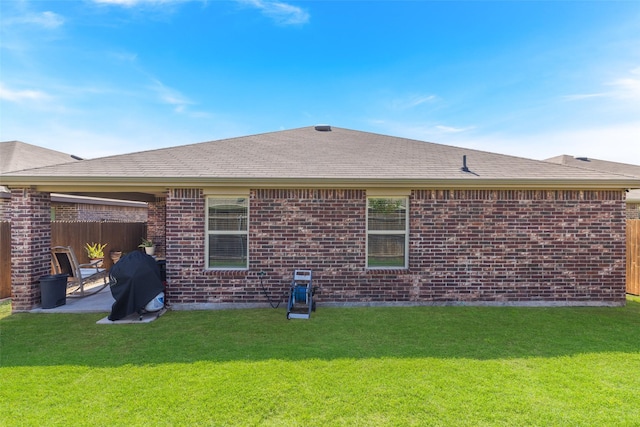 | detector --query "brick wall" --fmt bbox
[148,196,166,257]
[0,196,9,220]
[3,198,147,222]
[10,188,52,311]
[52,202,147,222]
[52,203,76,221]
[409,189,626,304]
[165,189,205,303]
[165,188,626,307]
[252,189,367,304]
